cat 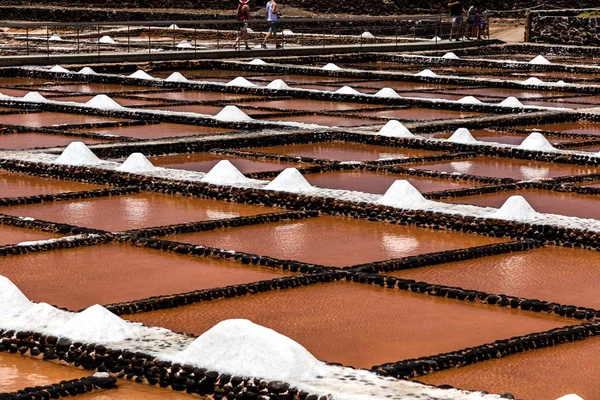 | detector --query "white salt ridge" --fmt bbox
[78,67,97,75]
[168,24,179,29]
[176,319,327,381]
[165,72,189,82]
[518,132,556,152]
[523,77,545,85]
[22,92,47,102]
[248,58,267,65]
[556,80,567,85]
[7,303,72,333]
[442,52,459,59]
[282,29,294,36]
[128,70,154,80]
[85,94,124,110]
[378,120,413,138]
[265,168,313,192]
[49,65,70,73]
[378,180,431,209]
[17,238,58,247]
[54,142,102,166]
[321,63,341,71]
[361,31,375,39]
[457,96,482,104]
[247,27,255,33]
[116,153,156,173]
[55,304,142,343]
[98,35,116,44]
[202,160,249,185]
[415,69,439,78]
[266,79,290,90]
[374,87,401,98]
[177,40,193,49]
[48,34,63,41]
[0,275,32,317]
[226,77,257,87]
[335,86,361,95]
[499,96,524,108]
[214,105,253,122]
[529,55,551,65]
[491,195,539,222]
[448,128,478,144]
